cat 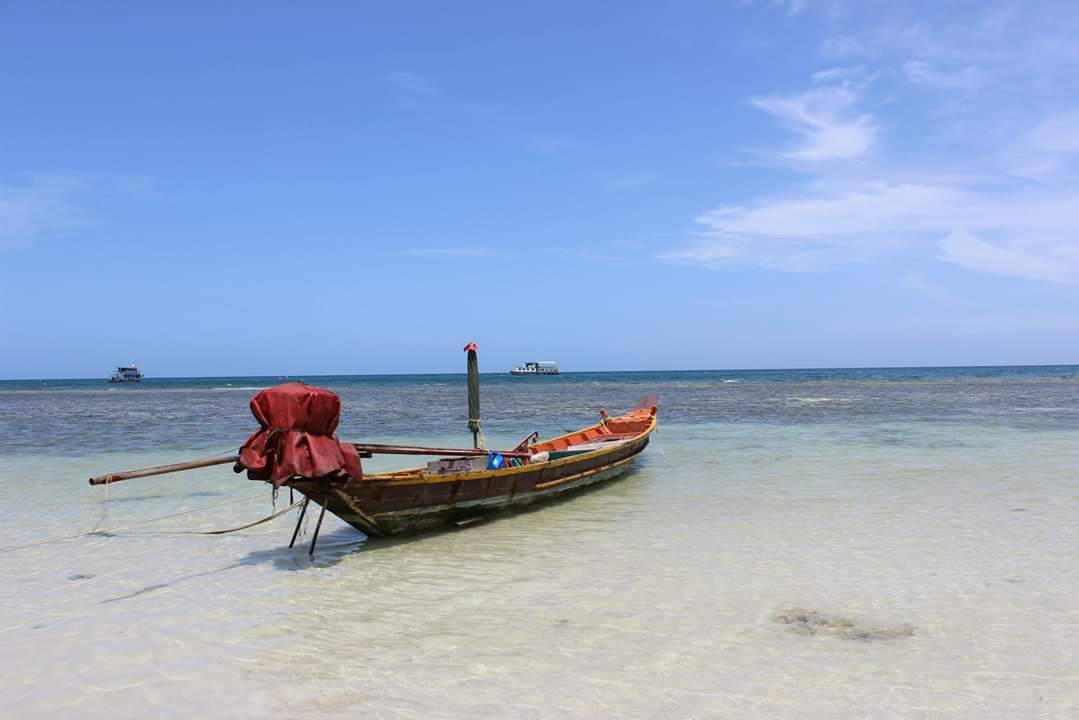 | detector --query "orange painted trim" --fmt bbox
[362,412,656,488]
